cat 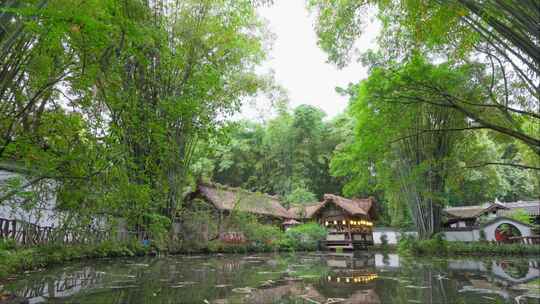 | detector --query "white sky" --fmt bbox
[241,0,380,120]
